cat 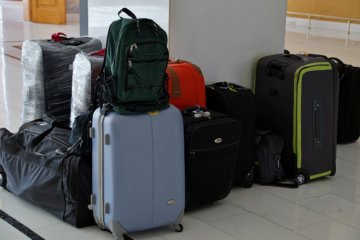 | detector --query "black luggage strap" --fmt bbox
[0,165,7,189]
[269,180,299,189]
[123,234,134,240]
